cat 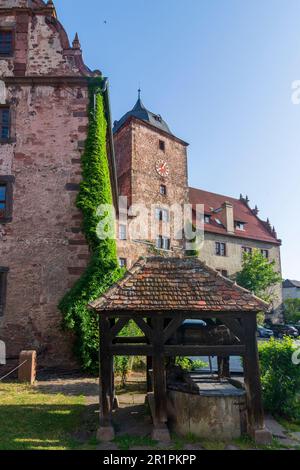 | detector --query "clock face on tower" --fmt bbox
[156,159,170,178]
